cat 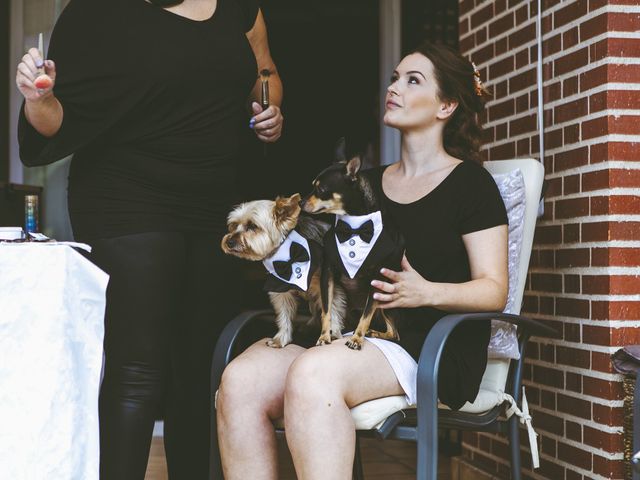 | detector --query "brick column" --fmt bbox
[458,0,640,478]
